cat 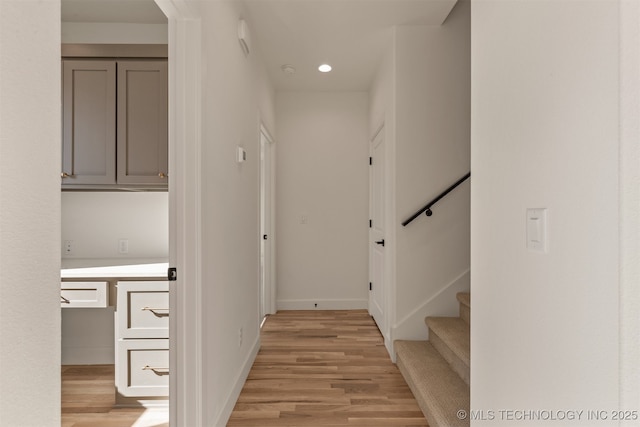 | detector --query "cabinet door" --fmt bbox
[117,281,169,339]
[62,60,117,185]
[117,61,168,186]
[116,339,169,397]
[60,281,109,308]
